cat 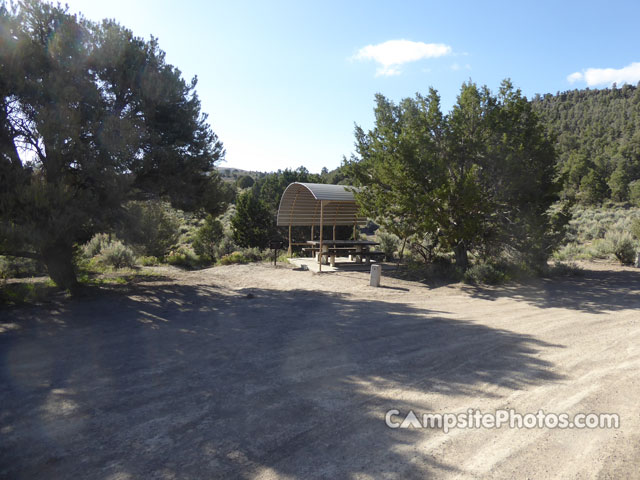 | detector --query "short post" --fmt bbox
[321,244,329,265]
[370,264,381,287]
[269,240,283,267]
[635,251,640,268]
